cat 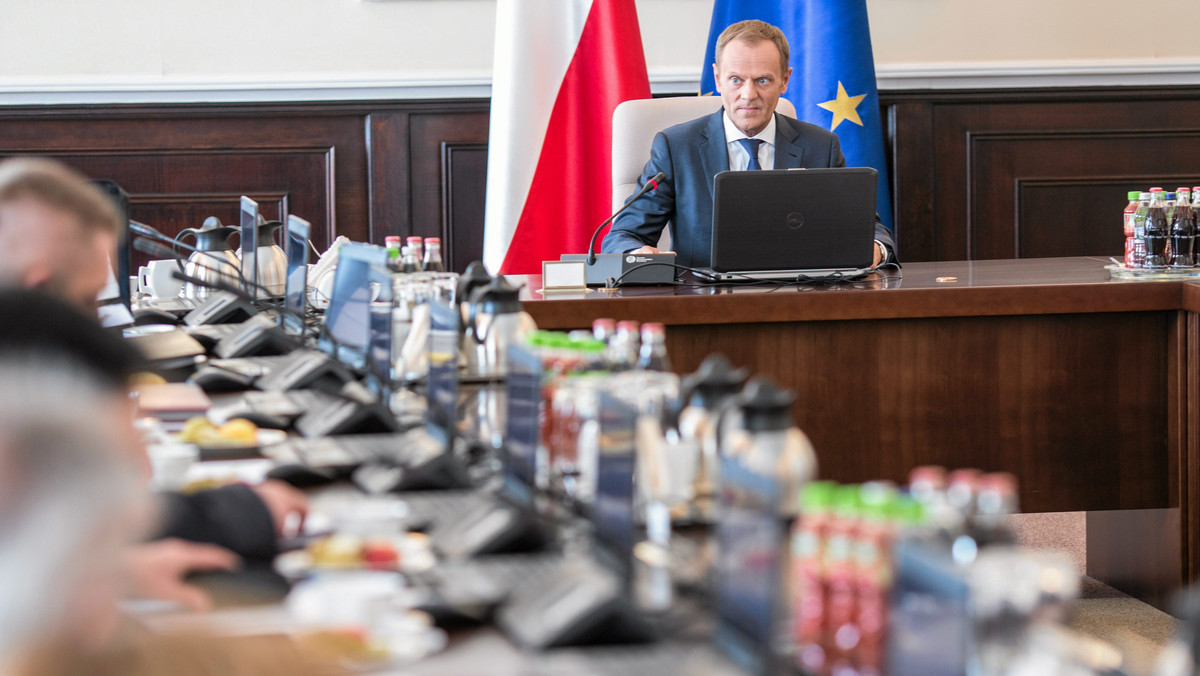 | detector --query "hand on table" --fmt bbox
[123,539,238,611]
[252,479,309,536]
[630,246,675,256]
